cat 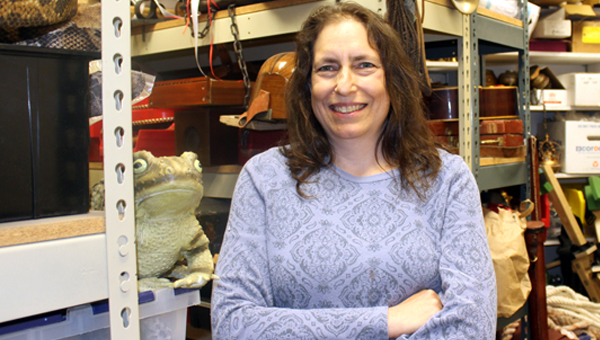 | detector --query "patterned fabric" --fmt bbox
[211,147,497,339]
